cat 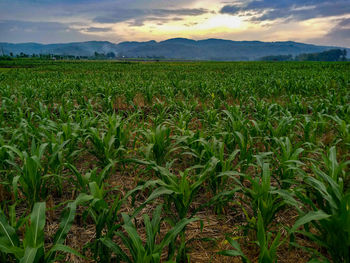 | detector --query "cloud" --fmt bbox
[338,18,350,27]
[128,17,183,27]
[325,18,350,42]
[0,20,120,43]
[220,1,350,22]
[305,18,350,48]
[220,5,241,15]
[0,0,349,48]
[0,0,200,23]
[85,27,113,32]
[93,8,210,25]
